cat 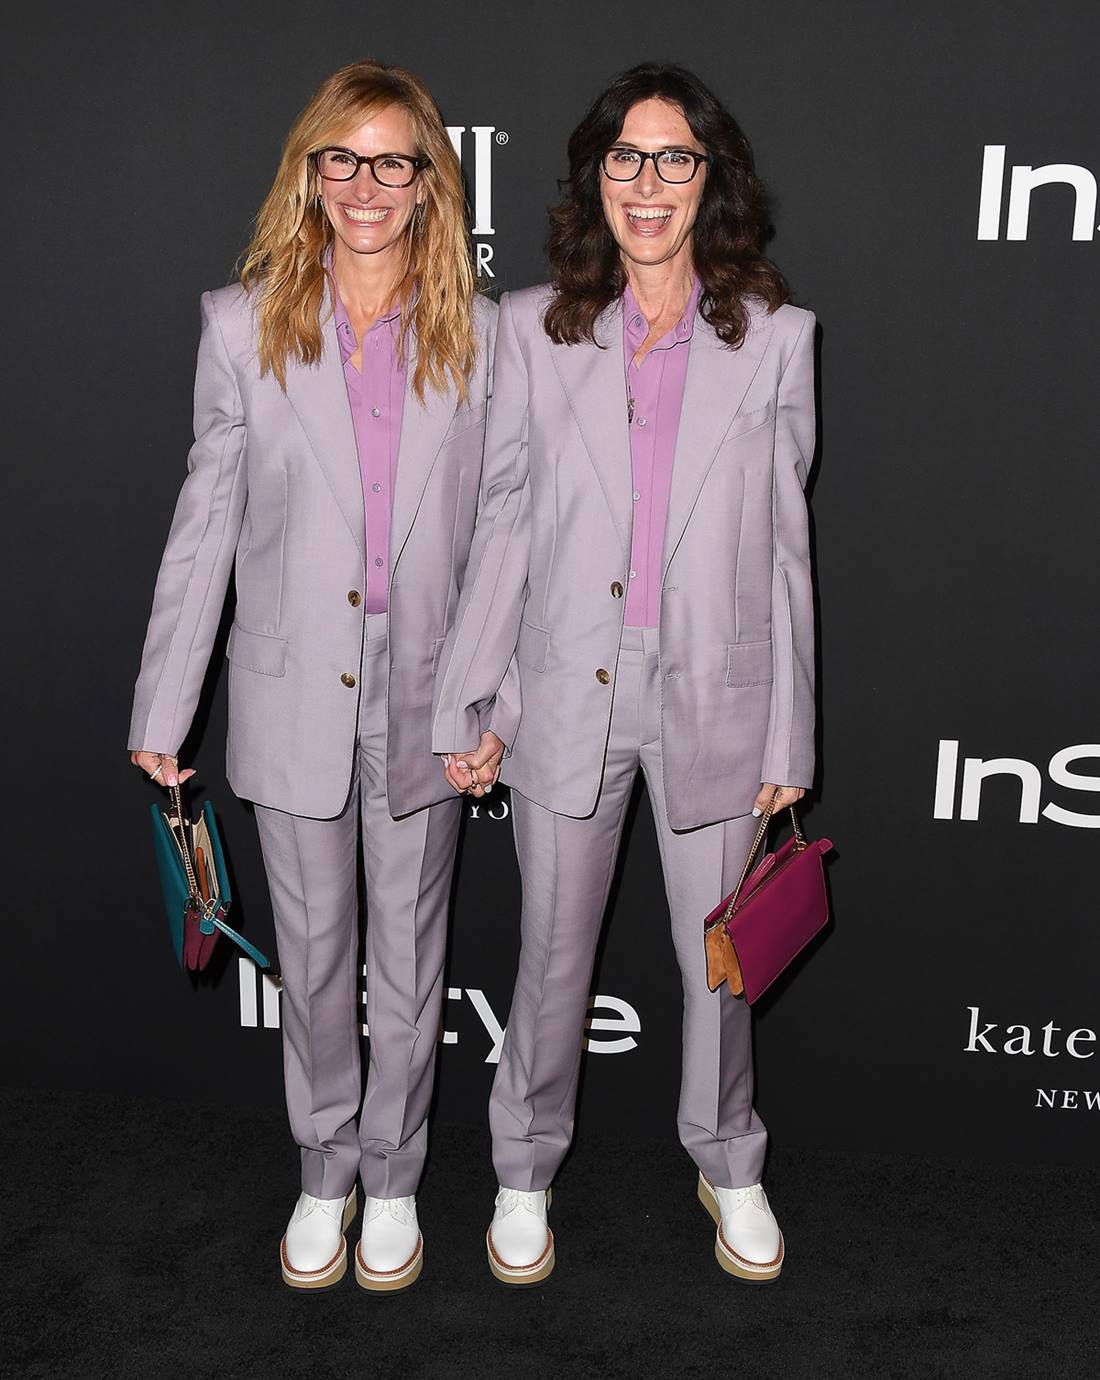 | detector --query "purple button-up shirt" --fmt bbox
[331,283,407,614]
[622,275,701,628]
